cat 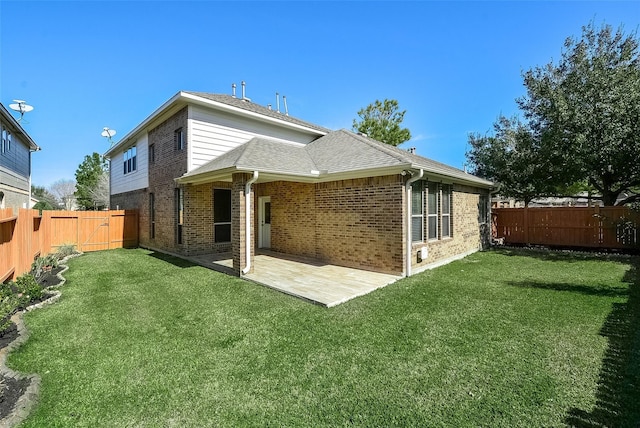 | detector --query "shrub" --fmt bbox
[56,244,77,259]
[0,282,13,300]
[31,253,60,280]
[0,295,20,334]
[15,273,43,301]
